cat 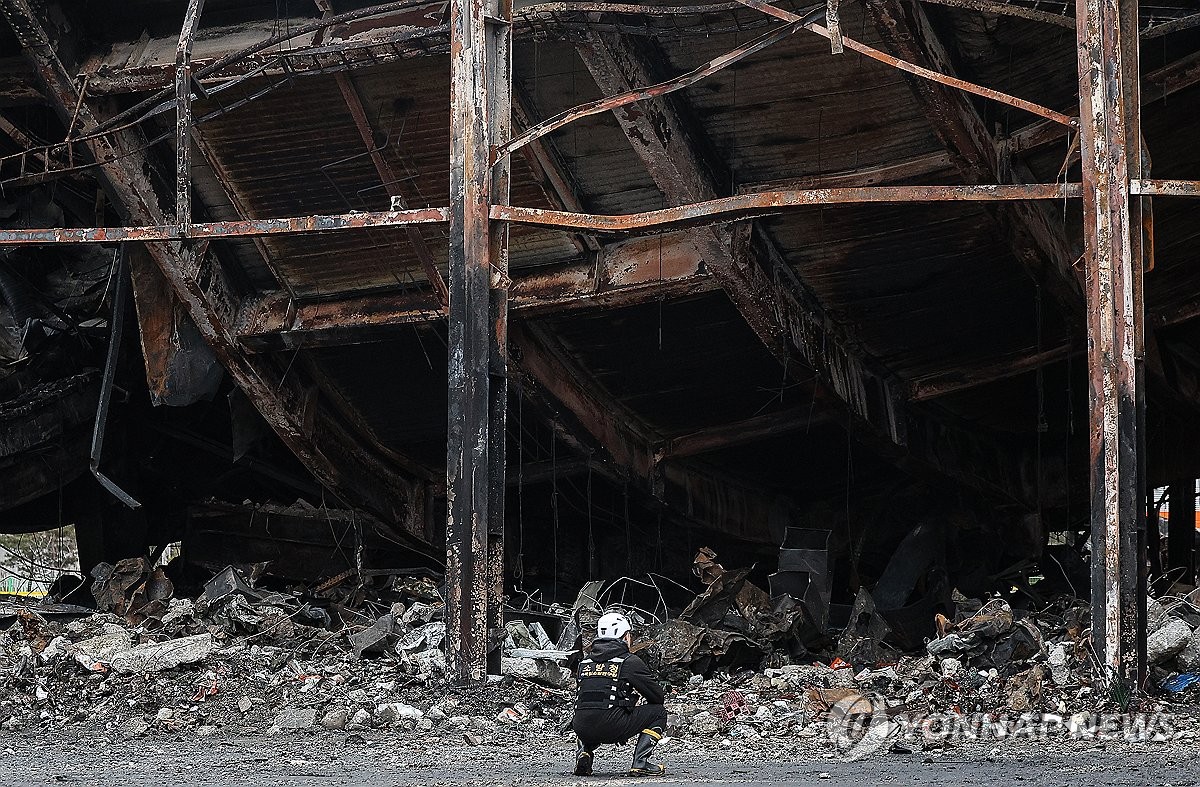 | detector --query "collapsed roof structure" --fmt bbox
[0,0,1198,684]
